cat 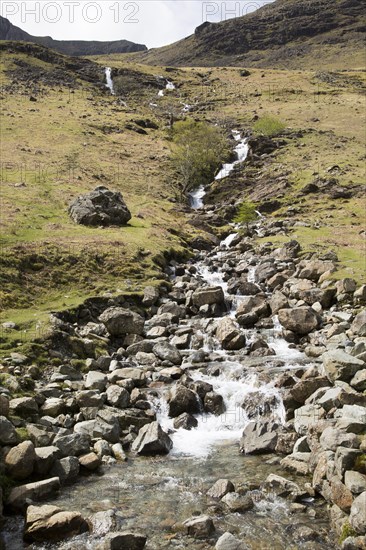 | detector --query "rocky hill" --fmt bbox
[0,15,147,55]
[132,0,365,68]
